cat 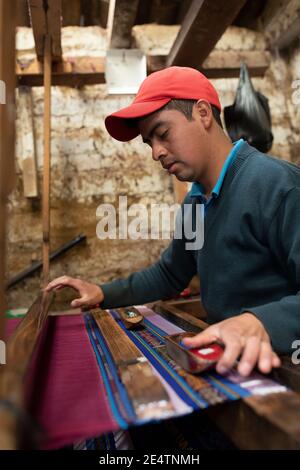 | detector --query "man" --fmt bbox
[47,66,300,377]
